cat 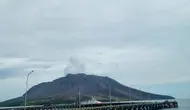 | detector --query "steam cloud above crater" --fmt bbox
[64,57,86,76]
